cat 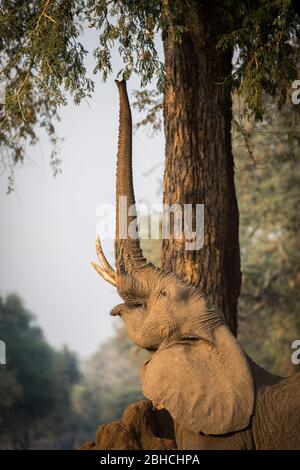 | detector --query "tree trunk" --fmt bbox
[162,4,240,335]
